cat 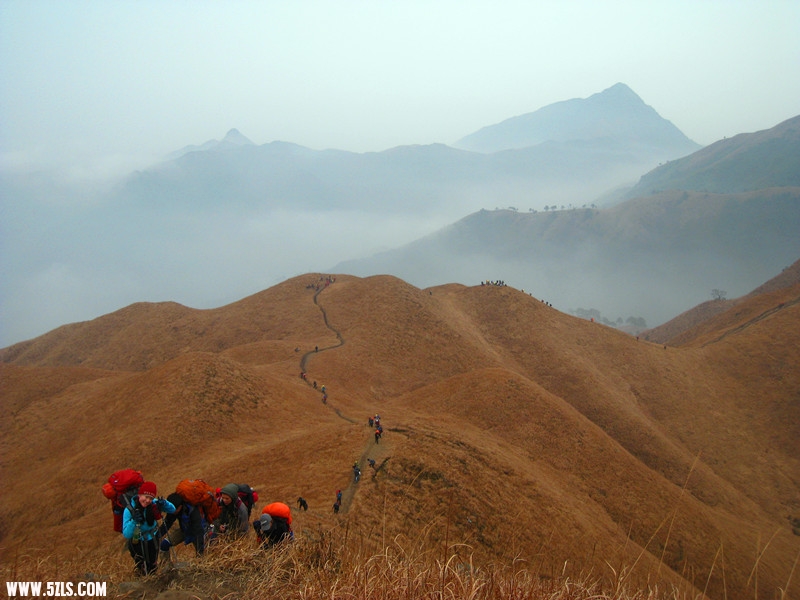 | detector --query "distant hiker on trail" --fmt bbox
[333,501,340,514]
[321,384,326,393]
[160,493,209,556]
[322,393,328,404]
[212,484,249,539]
[336,489,342,504]
[122,481,176,576]
[297,497,308,511]
[375,429,381,444]
[368,458,376,470]
[353,464,361,483]
[368,416,374,428]
[313,381,317,389]
[315,345,319,352]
